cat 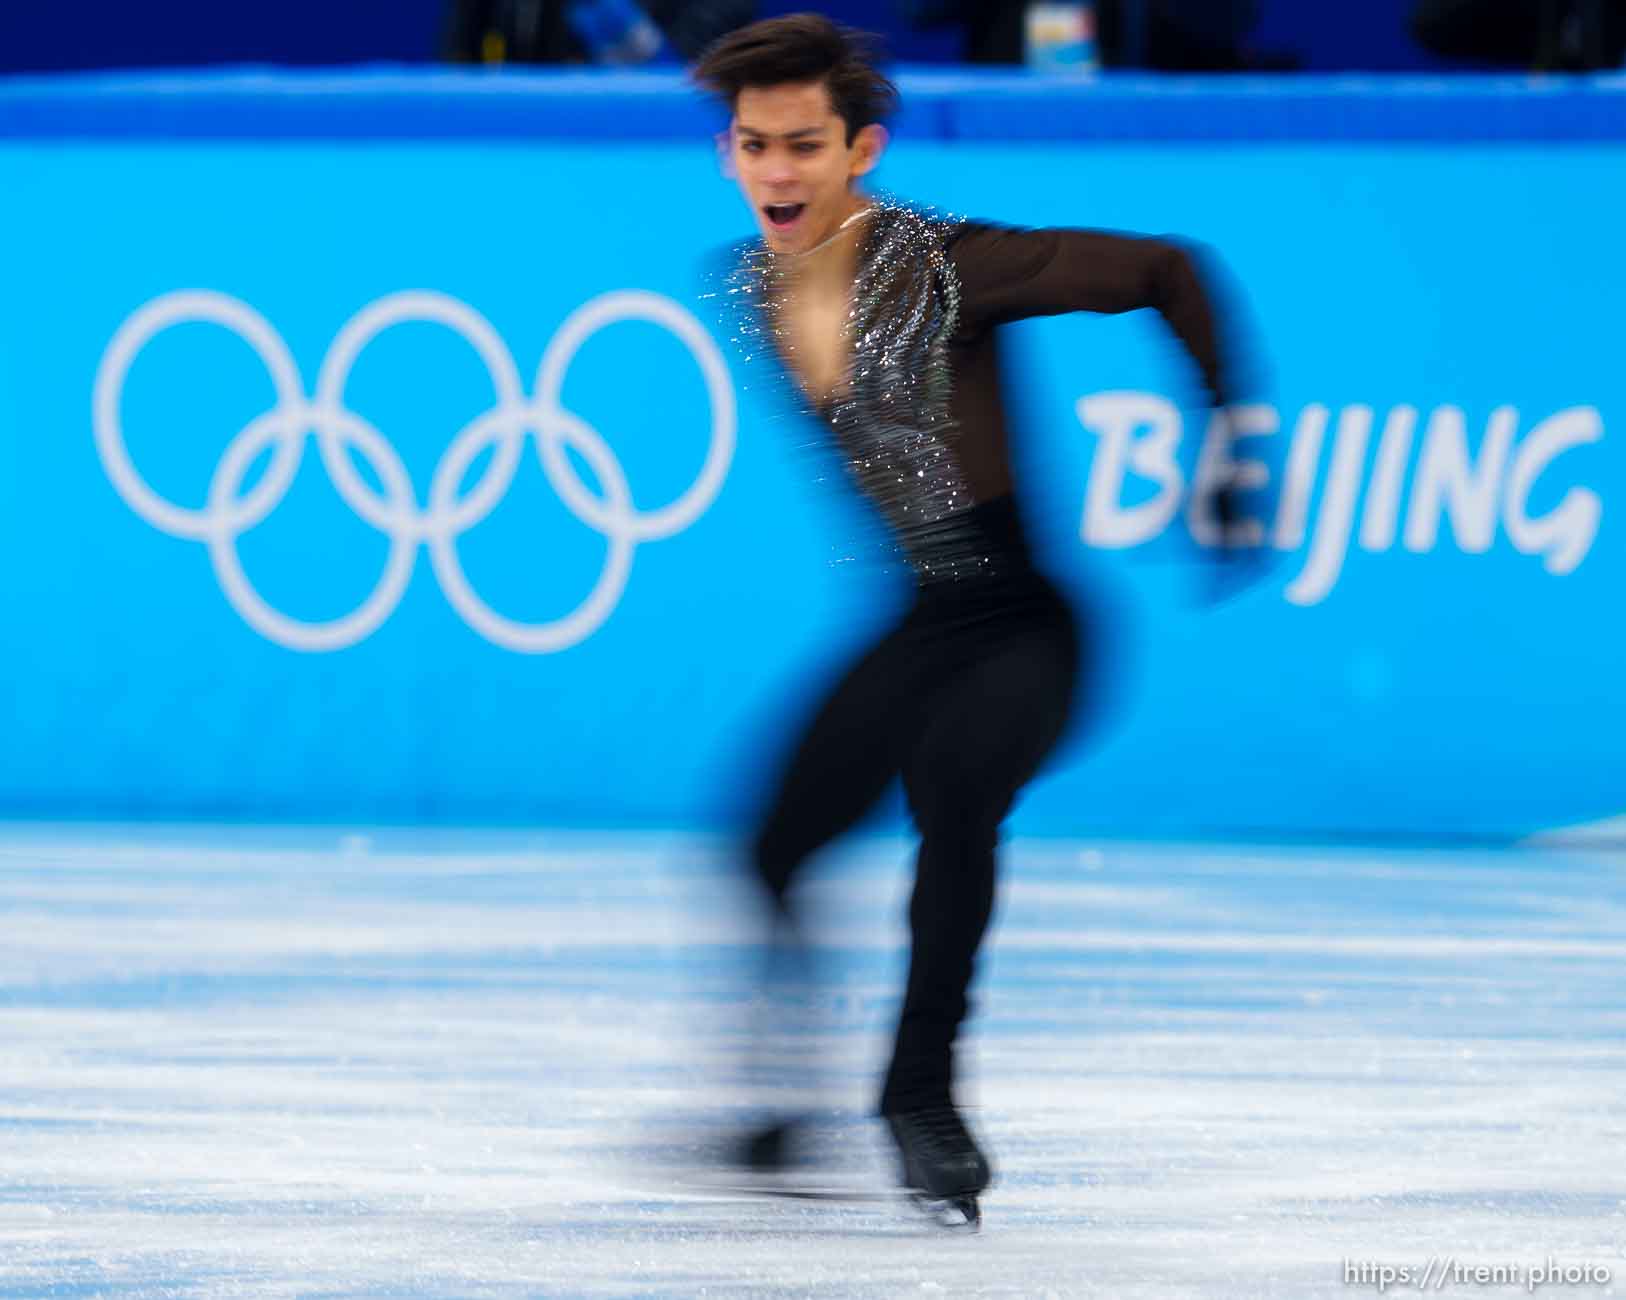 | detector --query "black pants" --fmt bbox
[749,571,1081,1113]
